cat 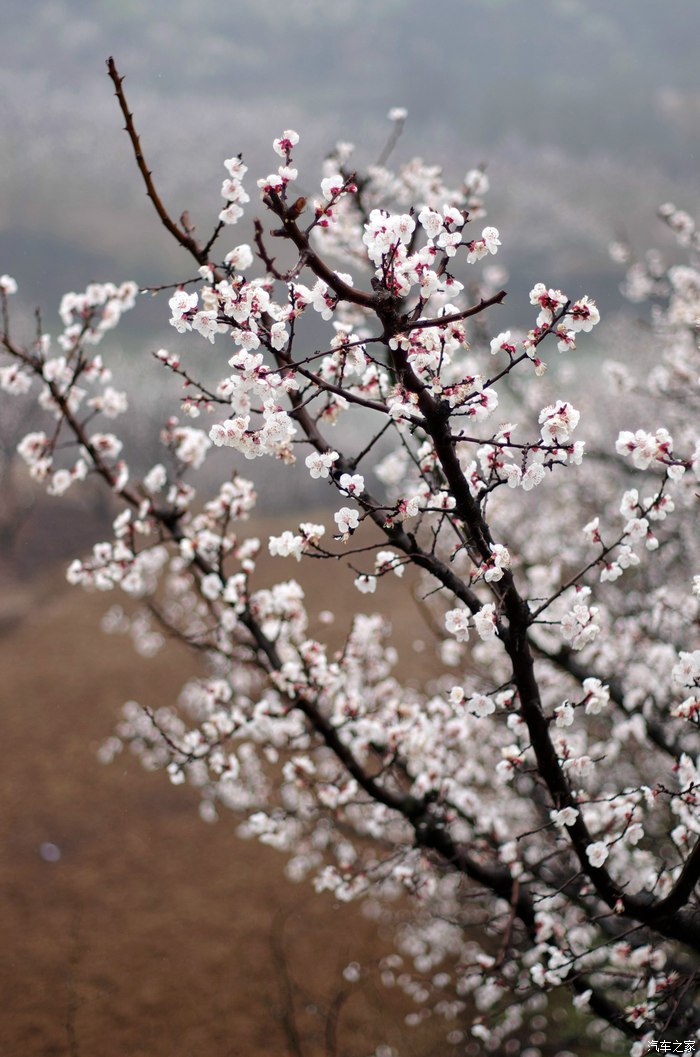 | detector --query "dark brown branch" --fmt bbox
[263,190,378,310]
[647,839,700,920]
[202,219,226,259]
[272,345,419,421]
[401,288,507,331]
[254,218,299,282]
[106,57,210,267]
